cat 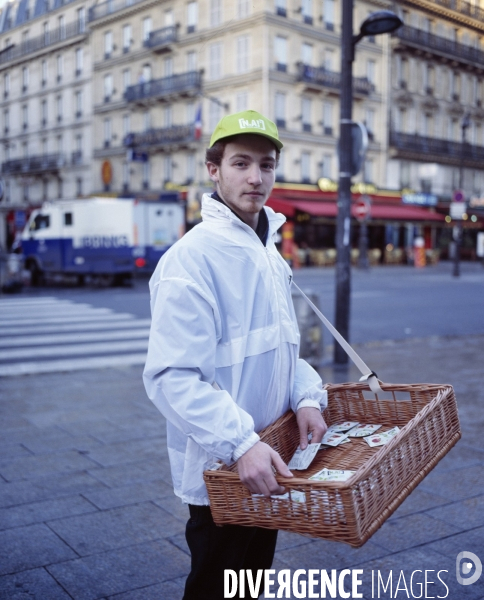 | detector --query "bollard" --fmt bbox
[413,236,426,268]
[291,289,323,367]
